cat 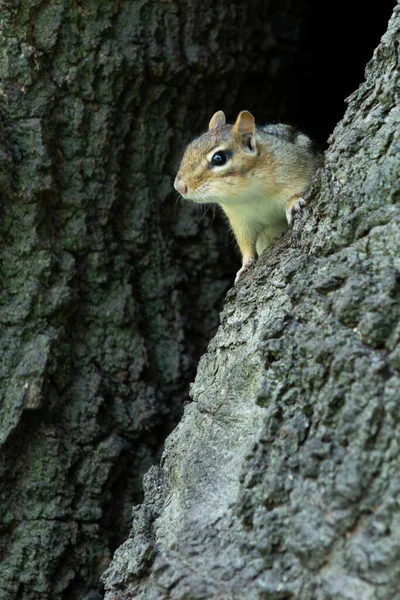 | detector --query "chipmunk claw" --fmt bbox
[234,258,256,285]
[286,196,306,226]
